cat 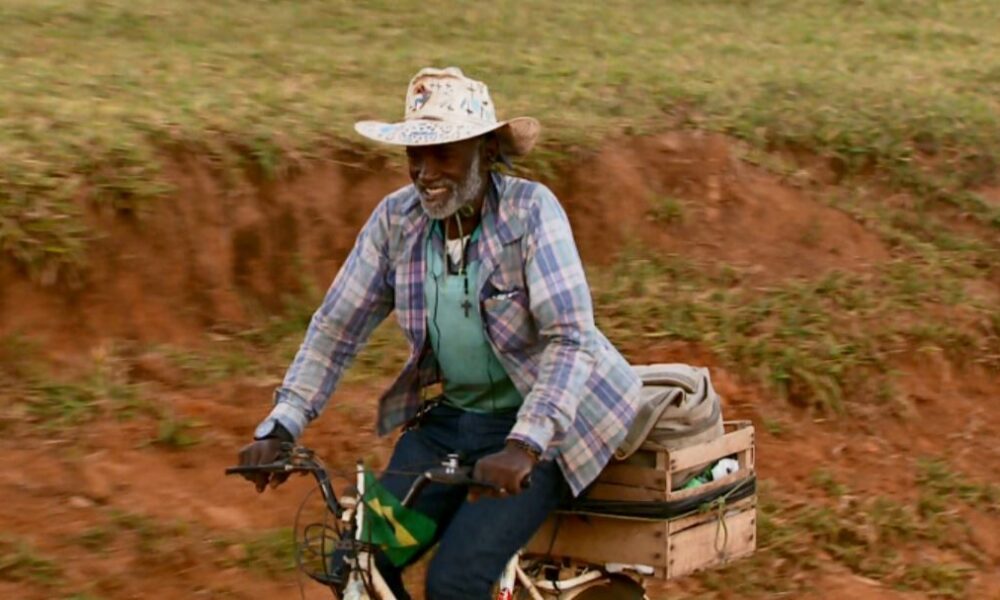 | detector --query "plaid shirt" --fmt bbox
[256,173,641,495]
